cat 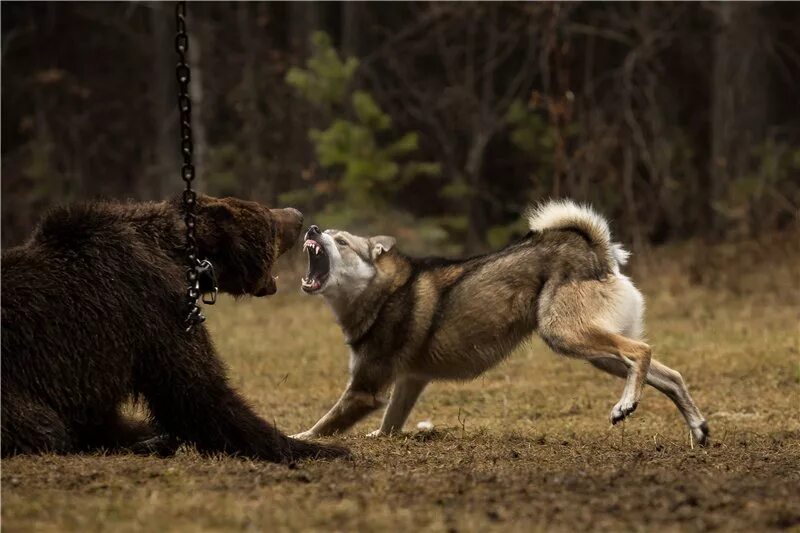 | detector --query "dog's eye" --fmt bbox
[335,237,348,247]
